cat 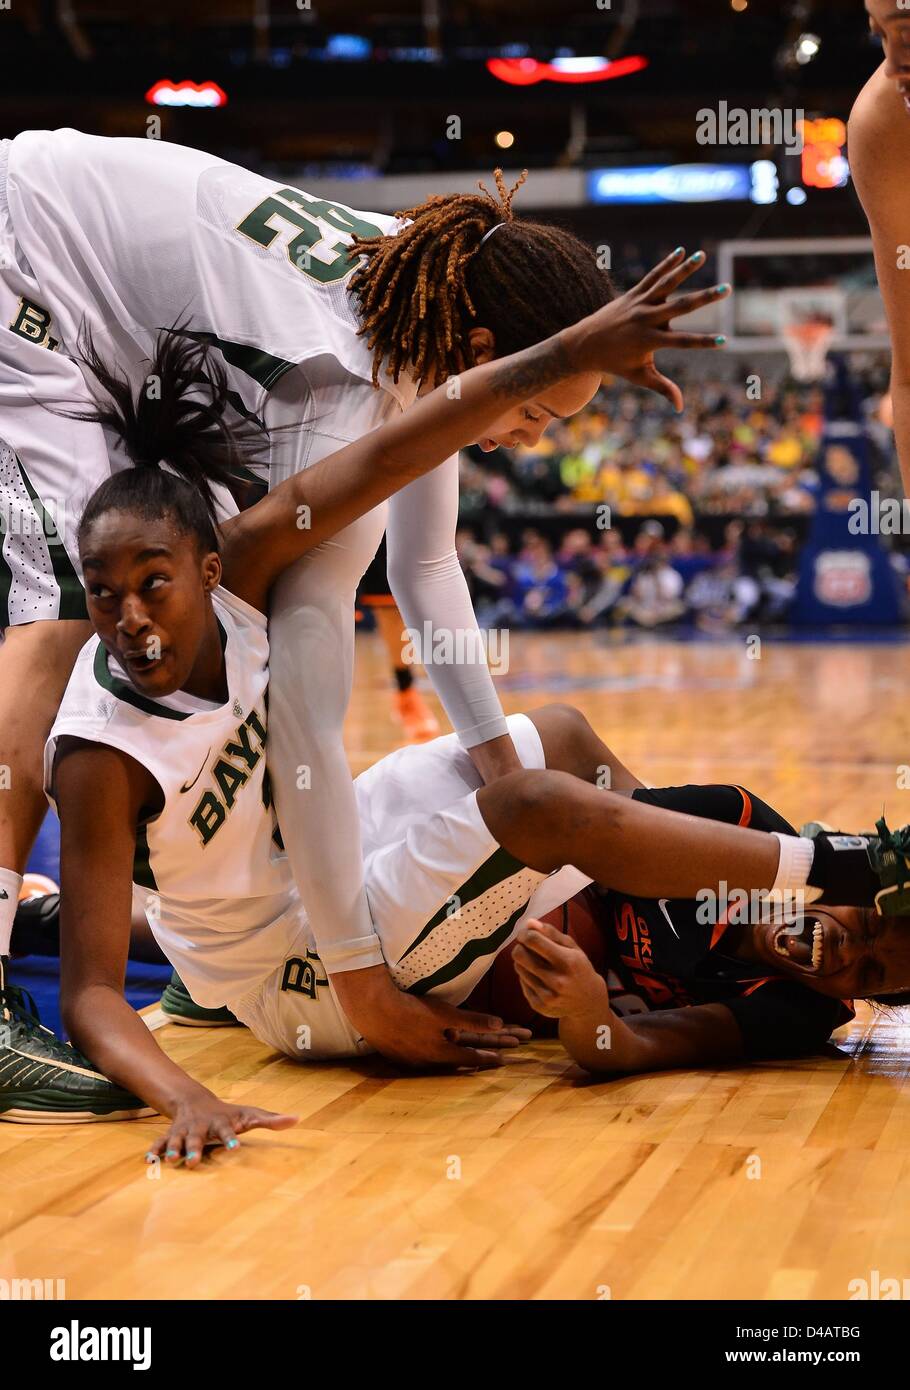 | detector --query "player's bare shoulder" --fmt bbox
[849,61,910,194]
